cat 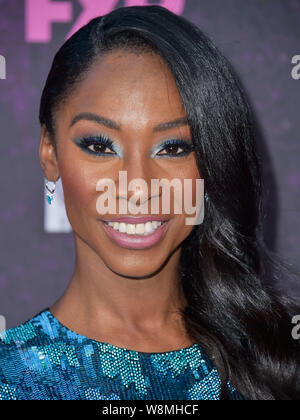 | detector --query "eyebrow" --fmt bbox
[69,112,189,132]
